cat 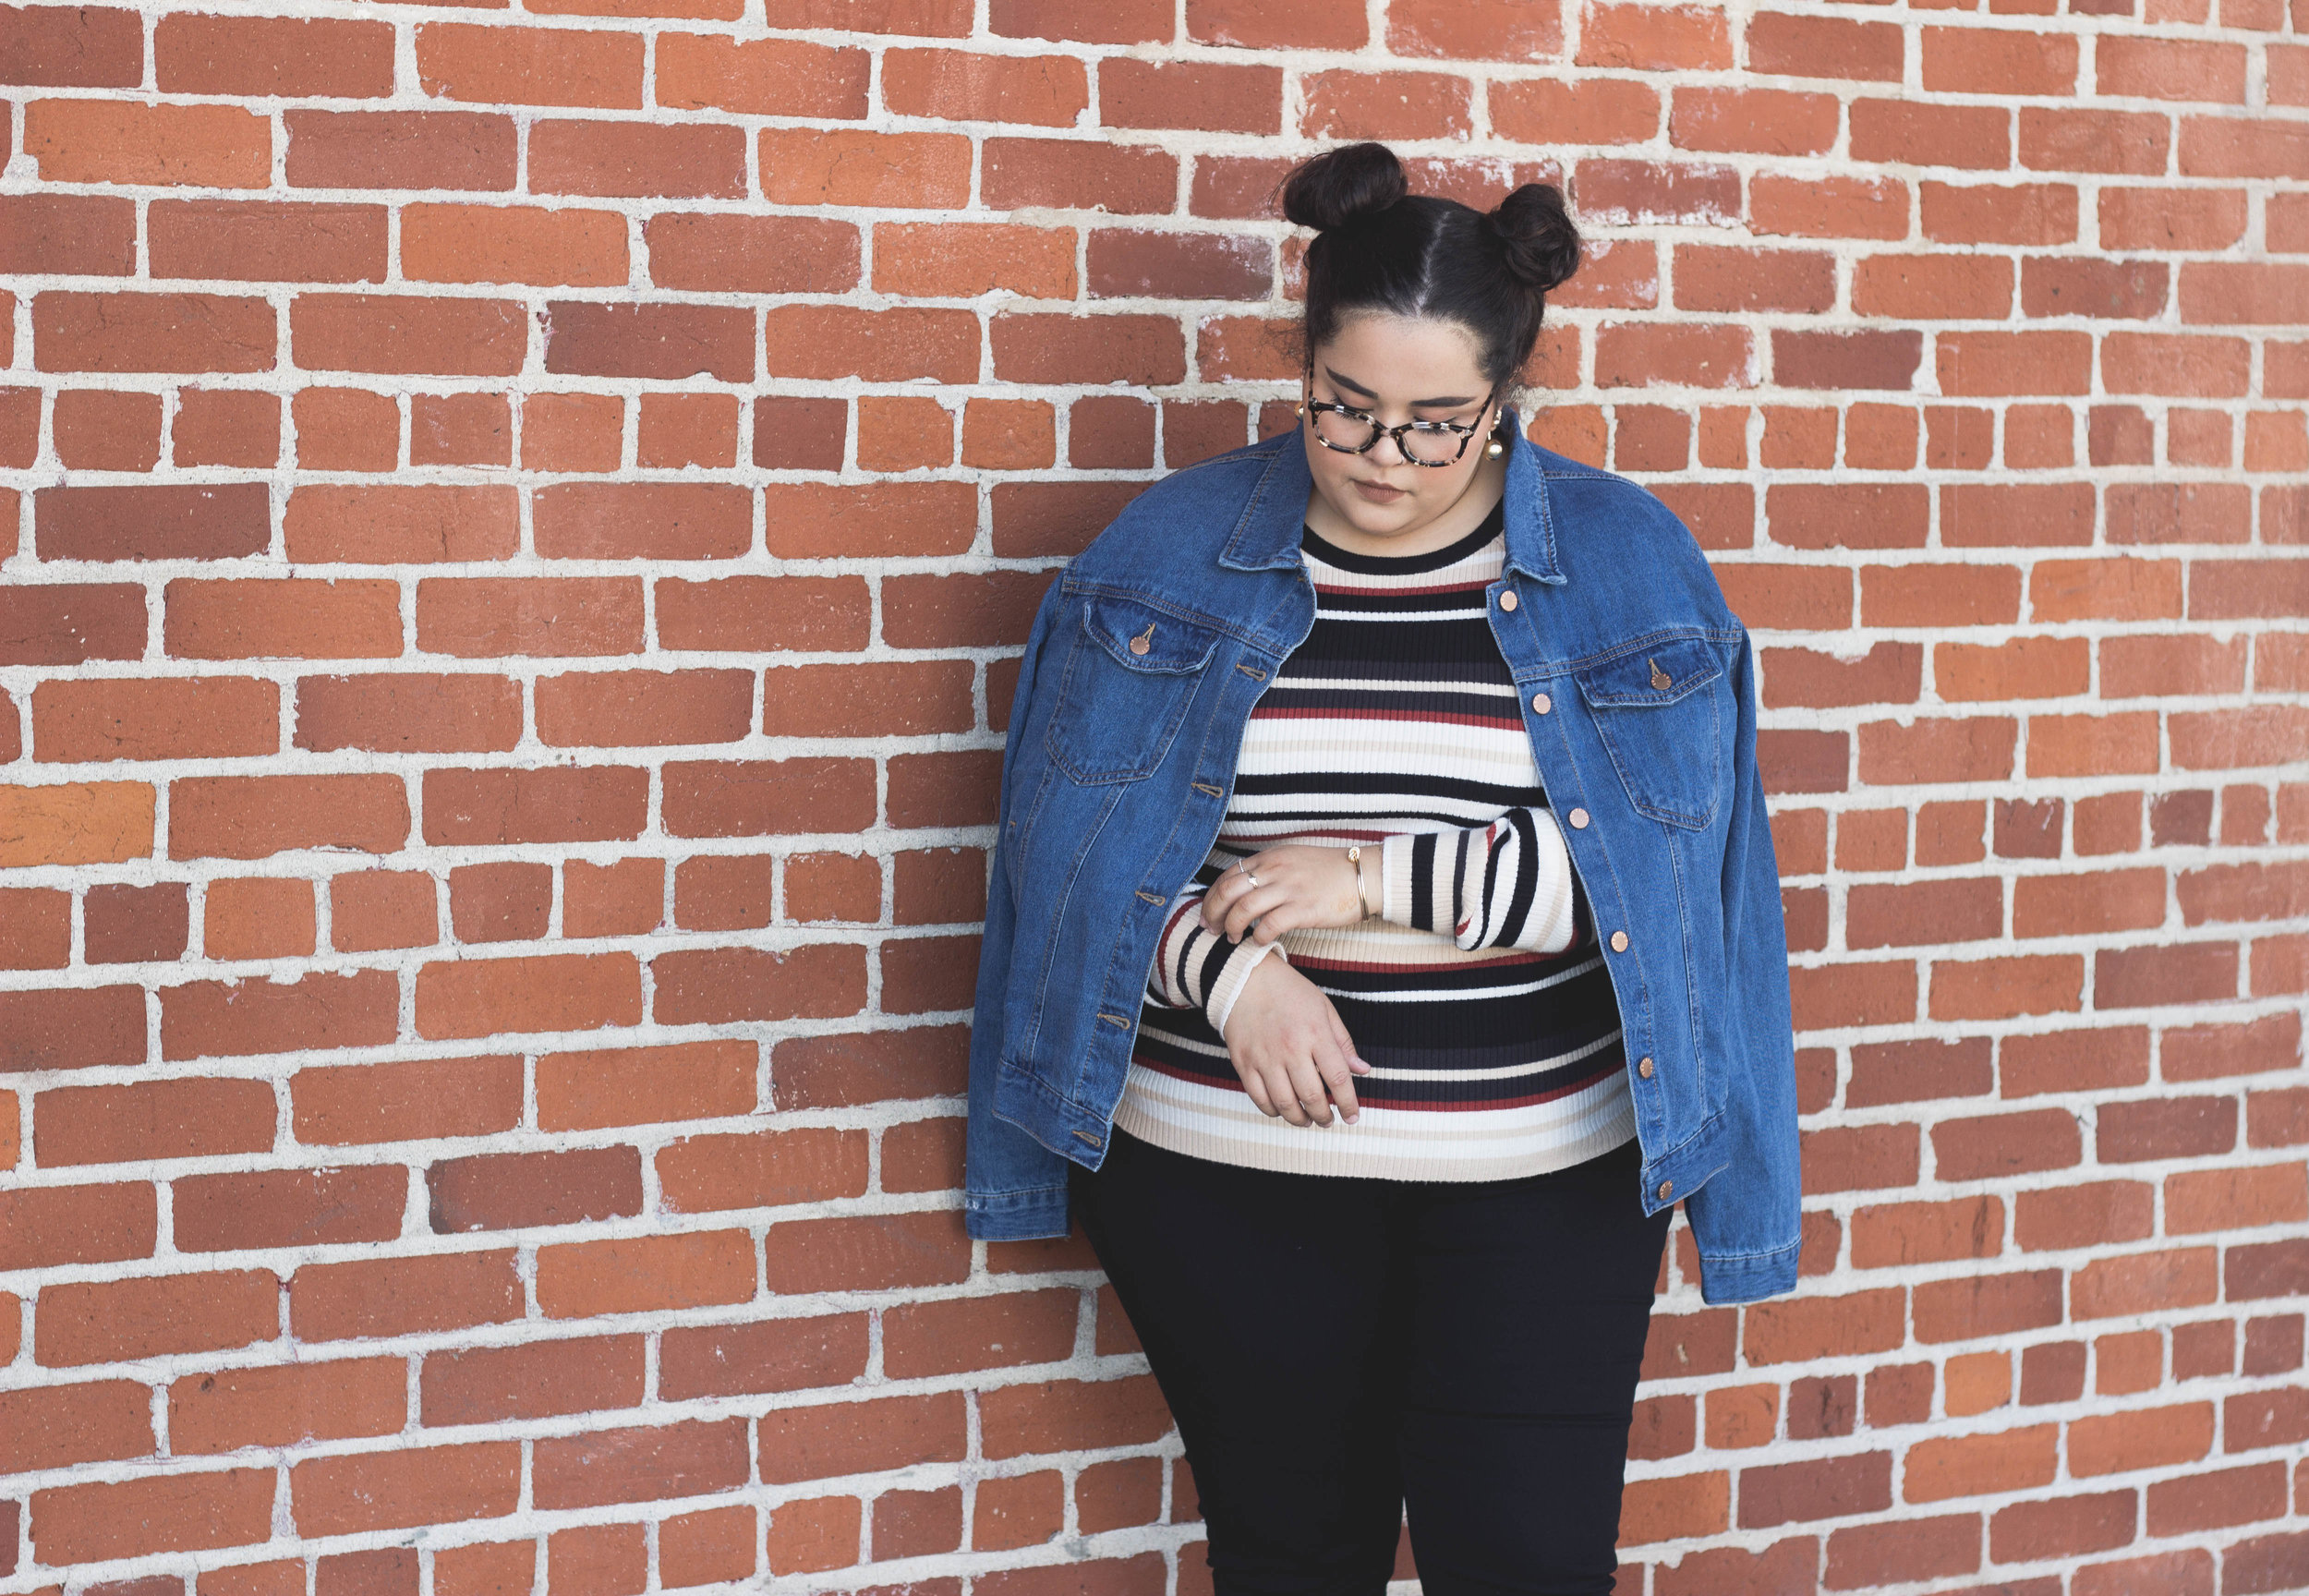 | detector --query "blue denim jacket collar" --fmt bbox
[1218,407,1566,586]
